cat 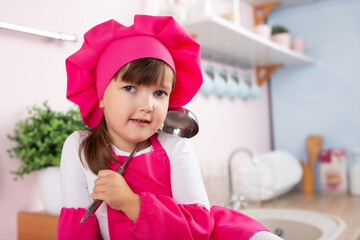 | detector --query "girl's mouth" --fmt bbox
[130,119,151,125]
